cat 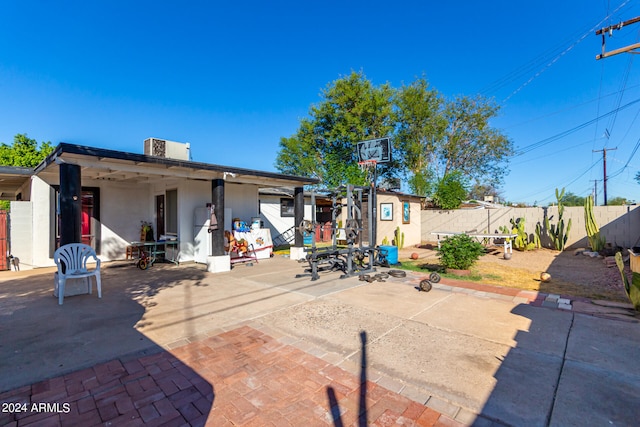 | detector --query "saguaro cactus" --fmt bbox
[584,195,605,252]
